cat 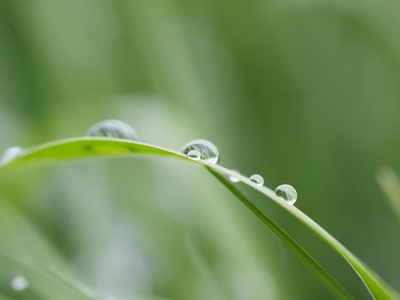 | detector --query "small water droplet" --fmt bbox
[86,120,139,141]
[11,276,29,291]
[249,174,264,186]
[180,139,219,164]
[187,150,201,161]
[275,184,297,205]
[0,147,24,165]
[229,170,240,183]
